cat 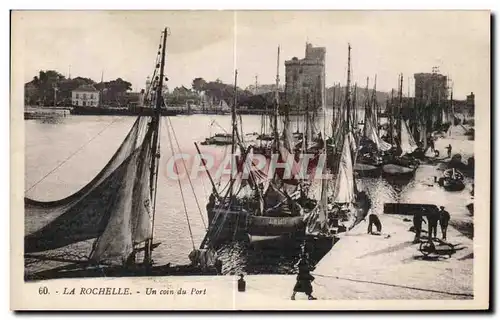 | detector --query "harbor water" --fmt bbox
[24,113,474,275]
